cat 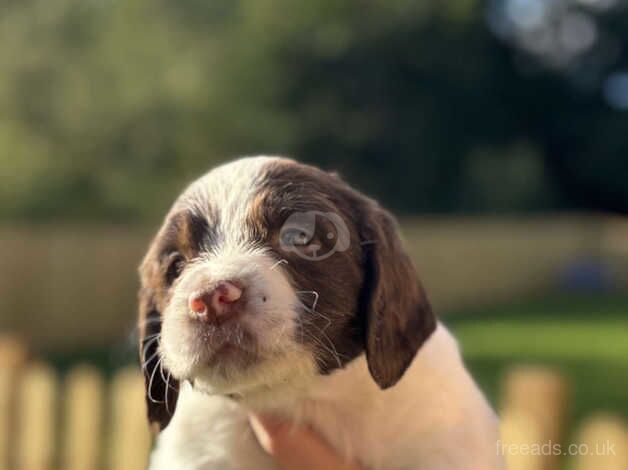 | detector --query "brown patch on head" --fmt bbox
[174,211,211,259]
[159,210,212,260]
[247,190,272,244]
[251,160,436,383]
[137,209,212,431]
[248,161,367,373]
